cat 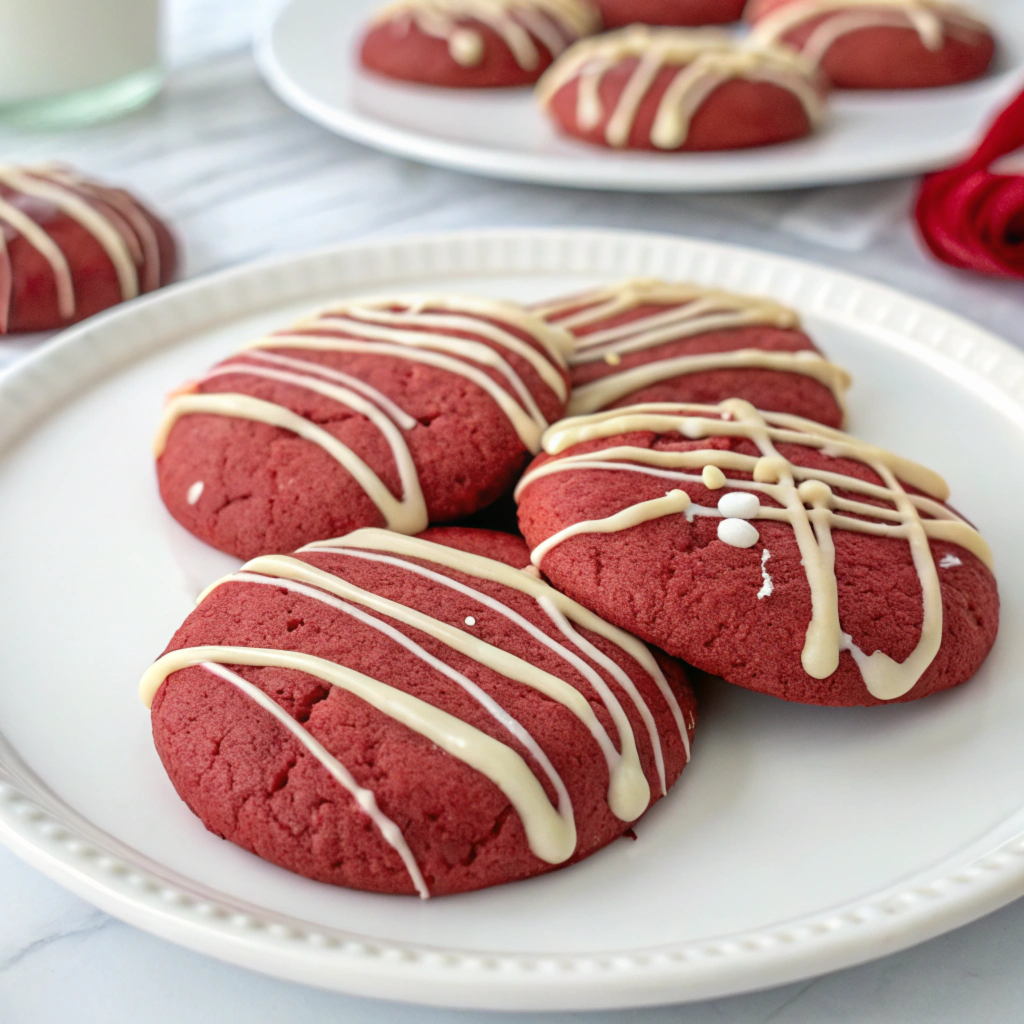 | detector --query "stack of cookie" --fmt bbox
[143,279,999,898]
